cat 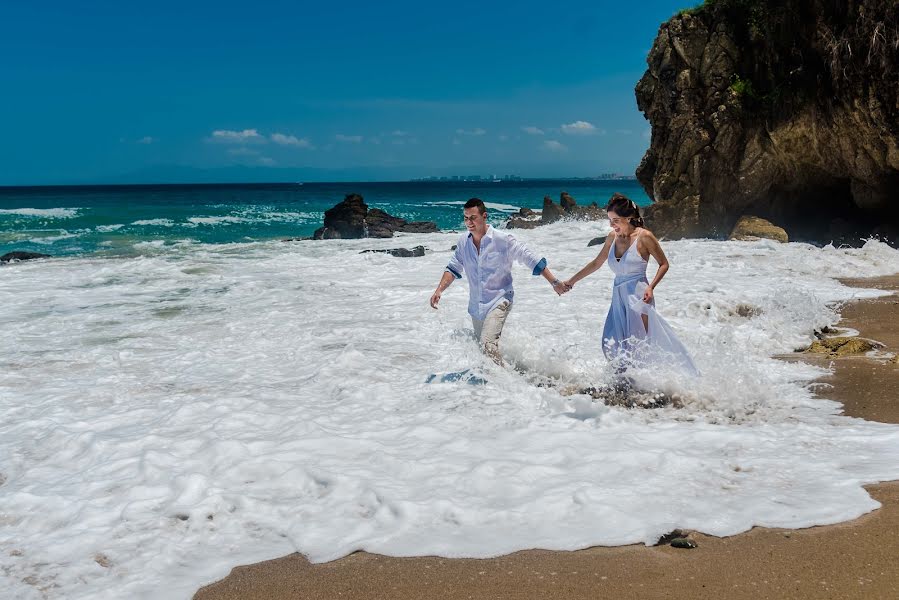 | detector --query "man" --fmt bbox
[430,198,566,364]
